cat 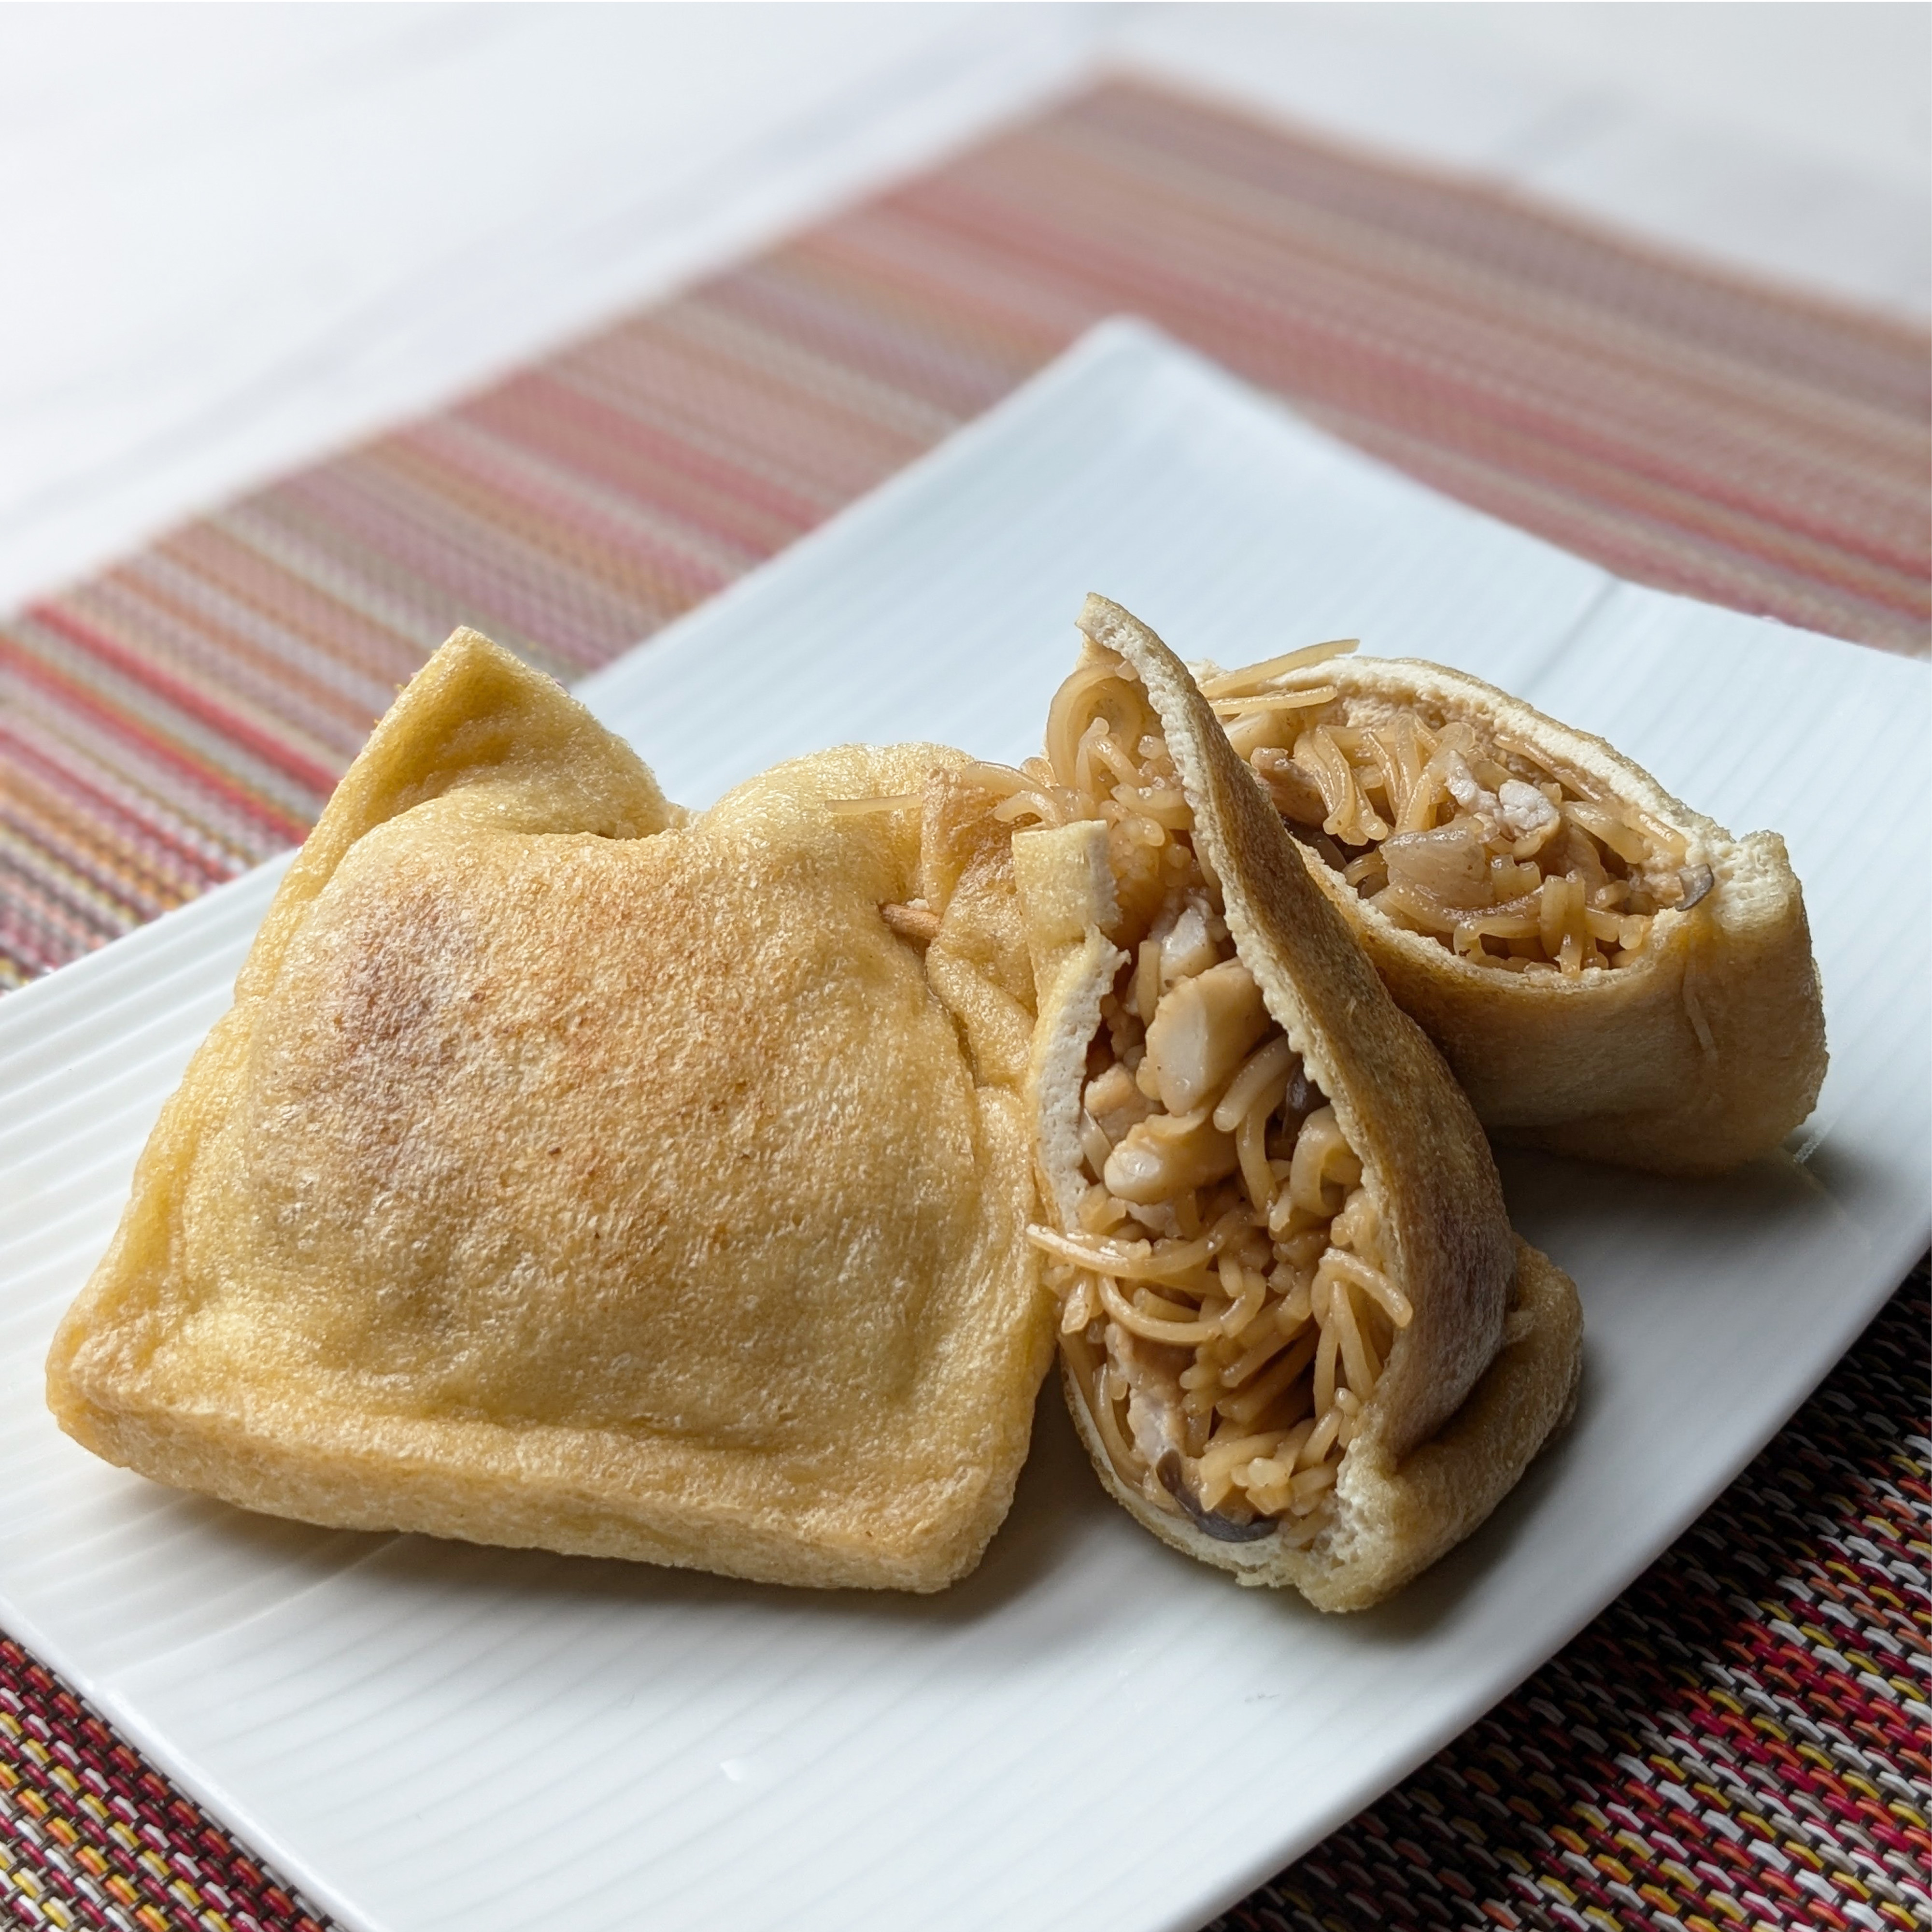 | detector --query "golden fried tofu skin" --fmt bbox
[1008,598,1581,1610]
[1208,651,1825,1175]
[47,629,1054,1593]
